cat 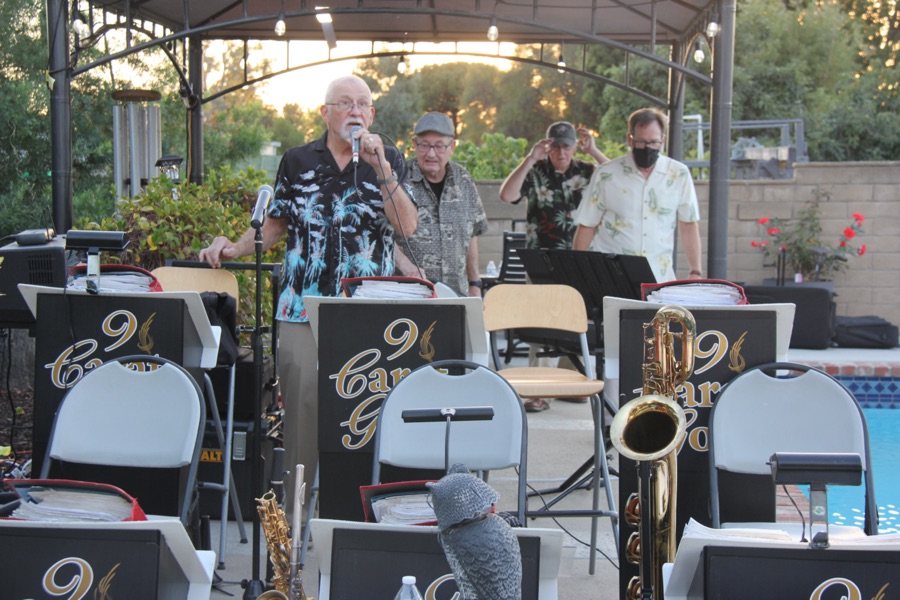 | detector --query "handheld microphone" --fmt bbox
[350,125,361,163]
[250,184,274,229]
